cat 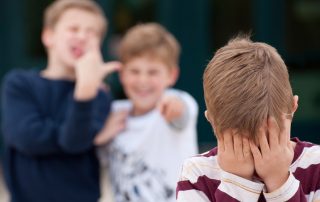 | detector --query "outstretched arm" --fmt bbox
[157,89,198,130]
